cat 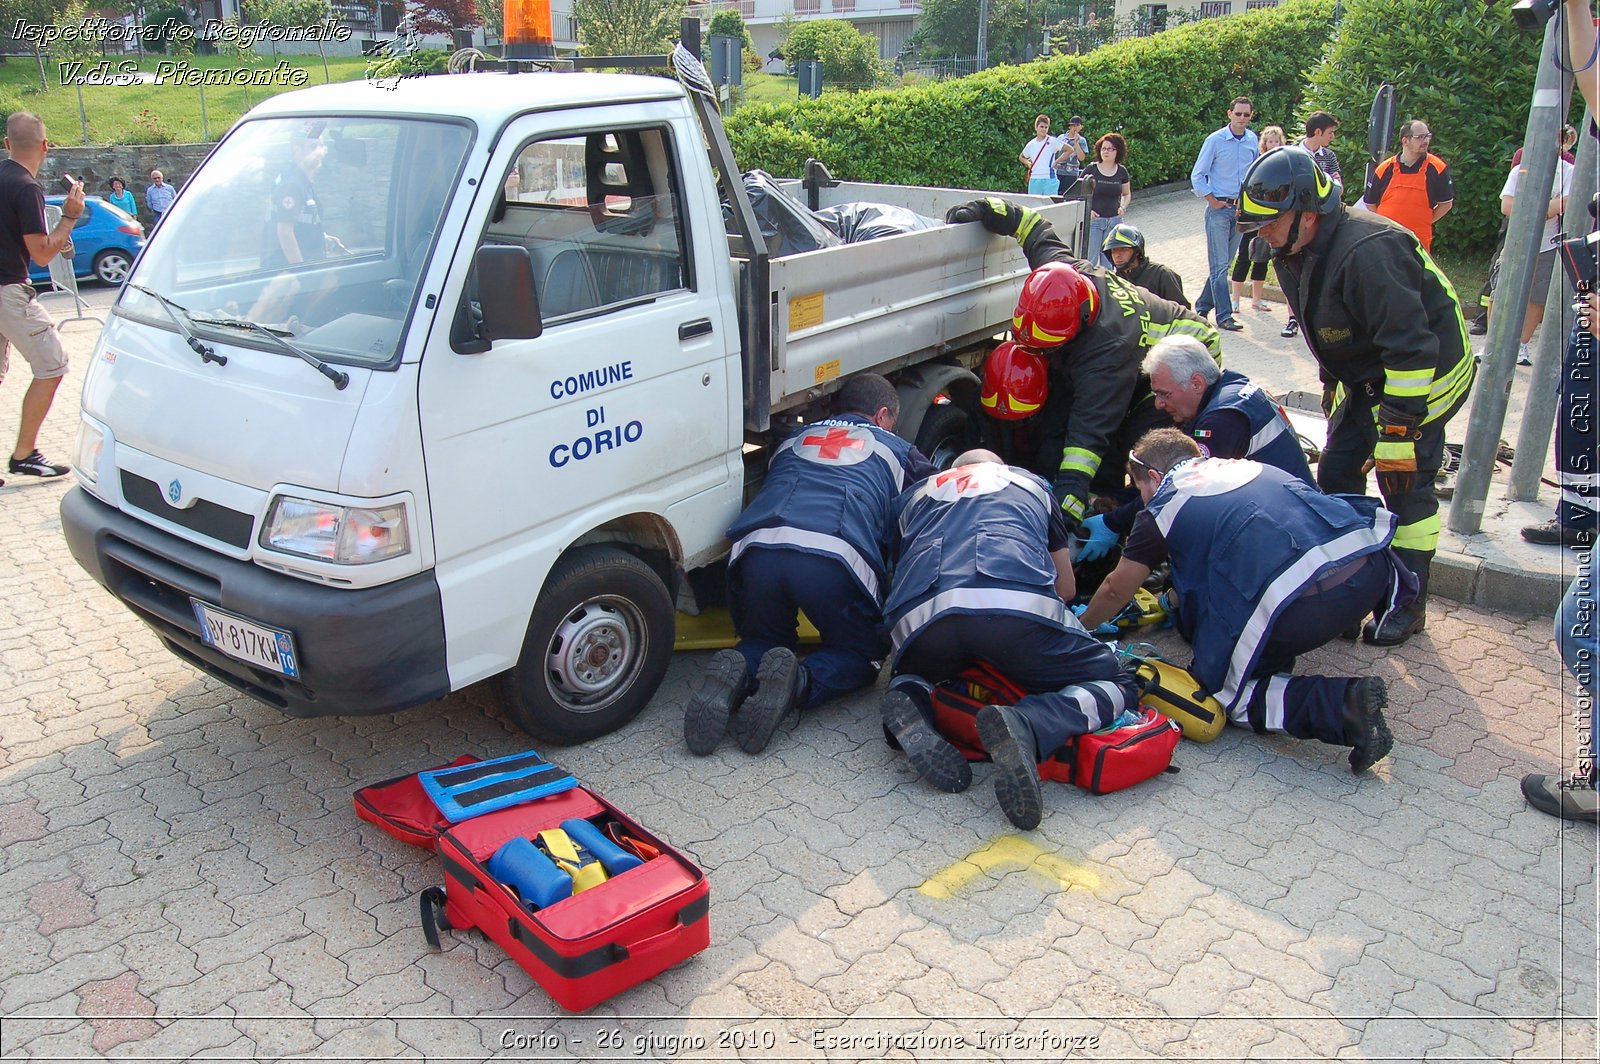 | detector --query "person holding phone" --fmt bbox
[0,112,80,485]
